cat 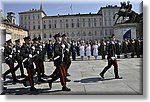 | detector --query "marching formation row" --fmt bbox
[1,33,143,92]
